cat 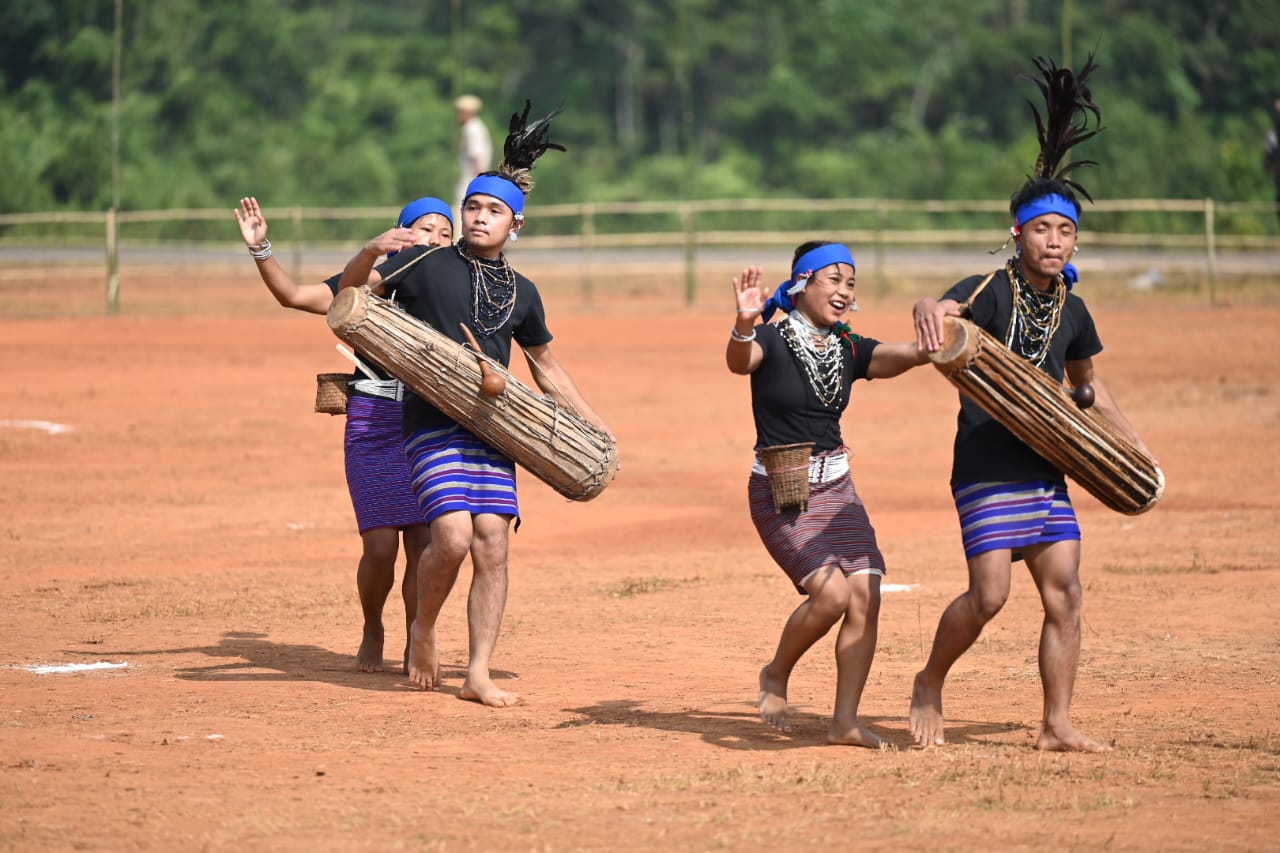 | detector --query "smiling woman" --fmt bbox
[724,239,928,748]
